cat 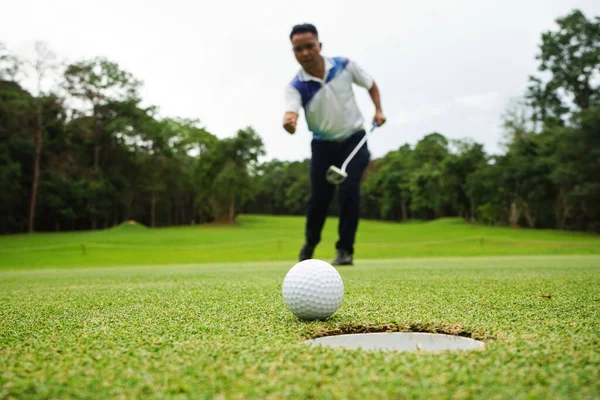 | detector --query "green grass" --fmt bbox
[2,257,599,399]
[0,215,599,269]
[1,215,599,398]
